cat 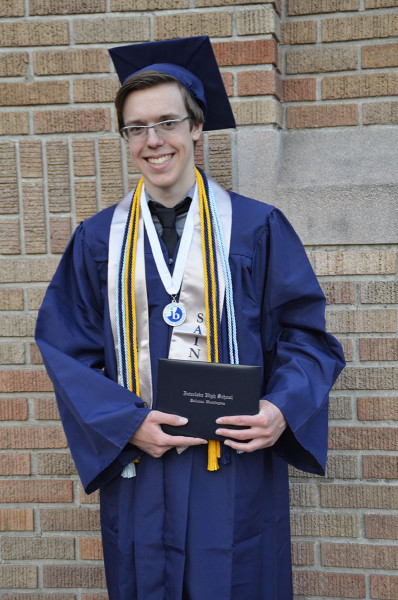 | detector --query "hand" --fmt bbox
[130,410,207,459]
[214,399,287,453]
